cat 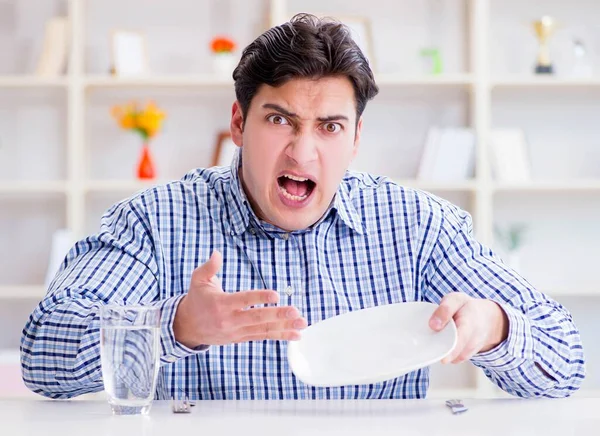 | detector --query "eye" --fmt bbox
[267,114,289,125]
[322,122,342,134]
